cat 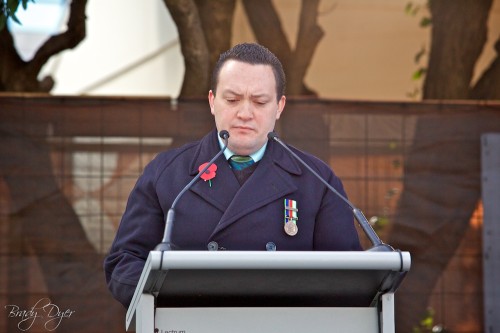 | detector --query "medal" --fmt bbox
[284,221,298,236]
[284,199,298,236]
